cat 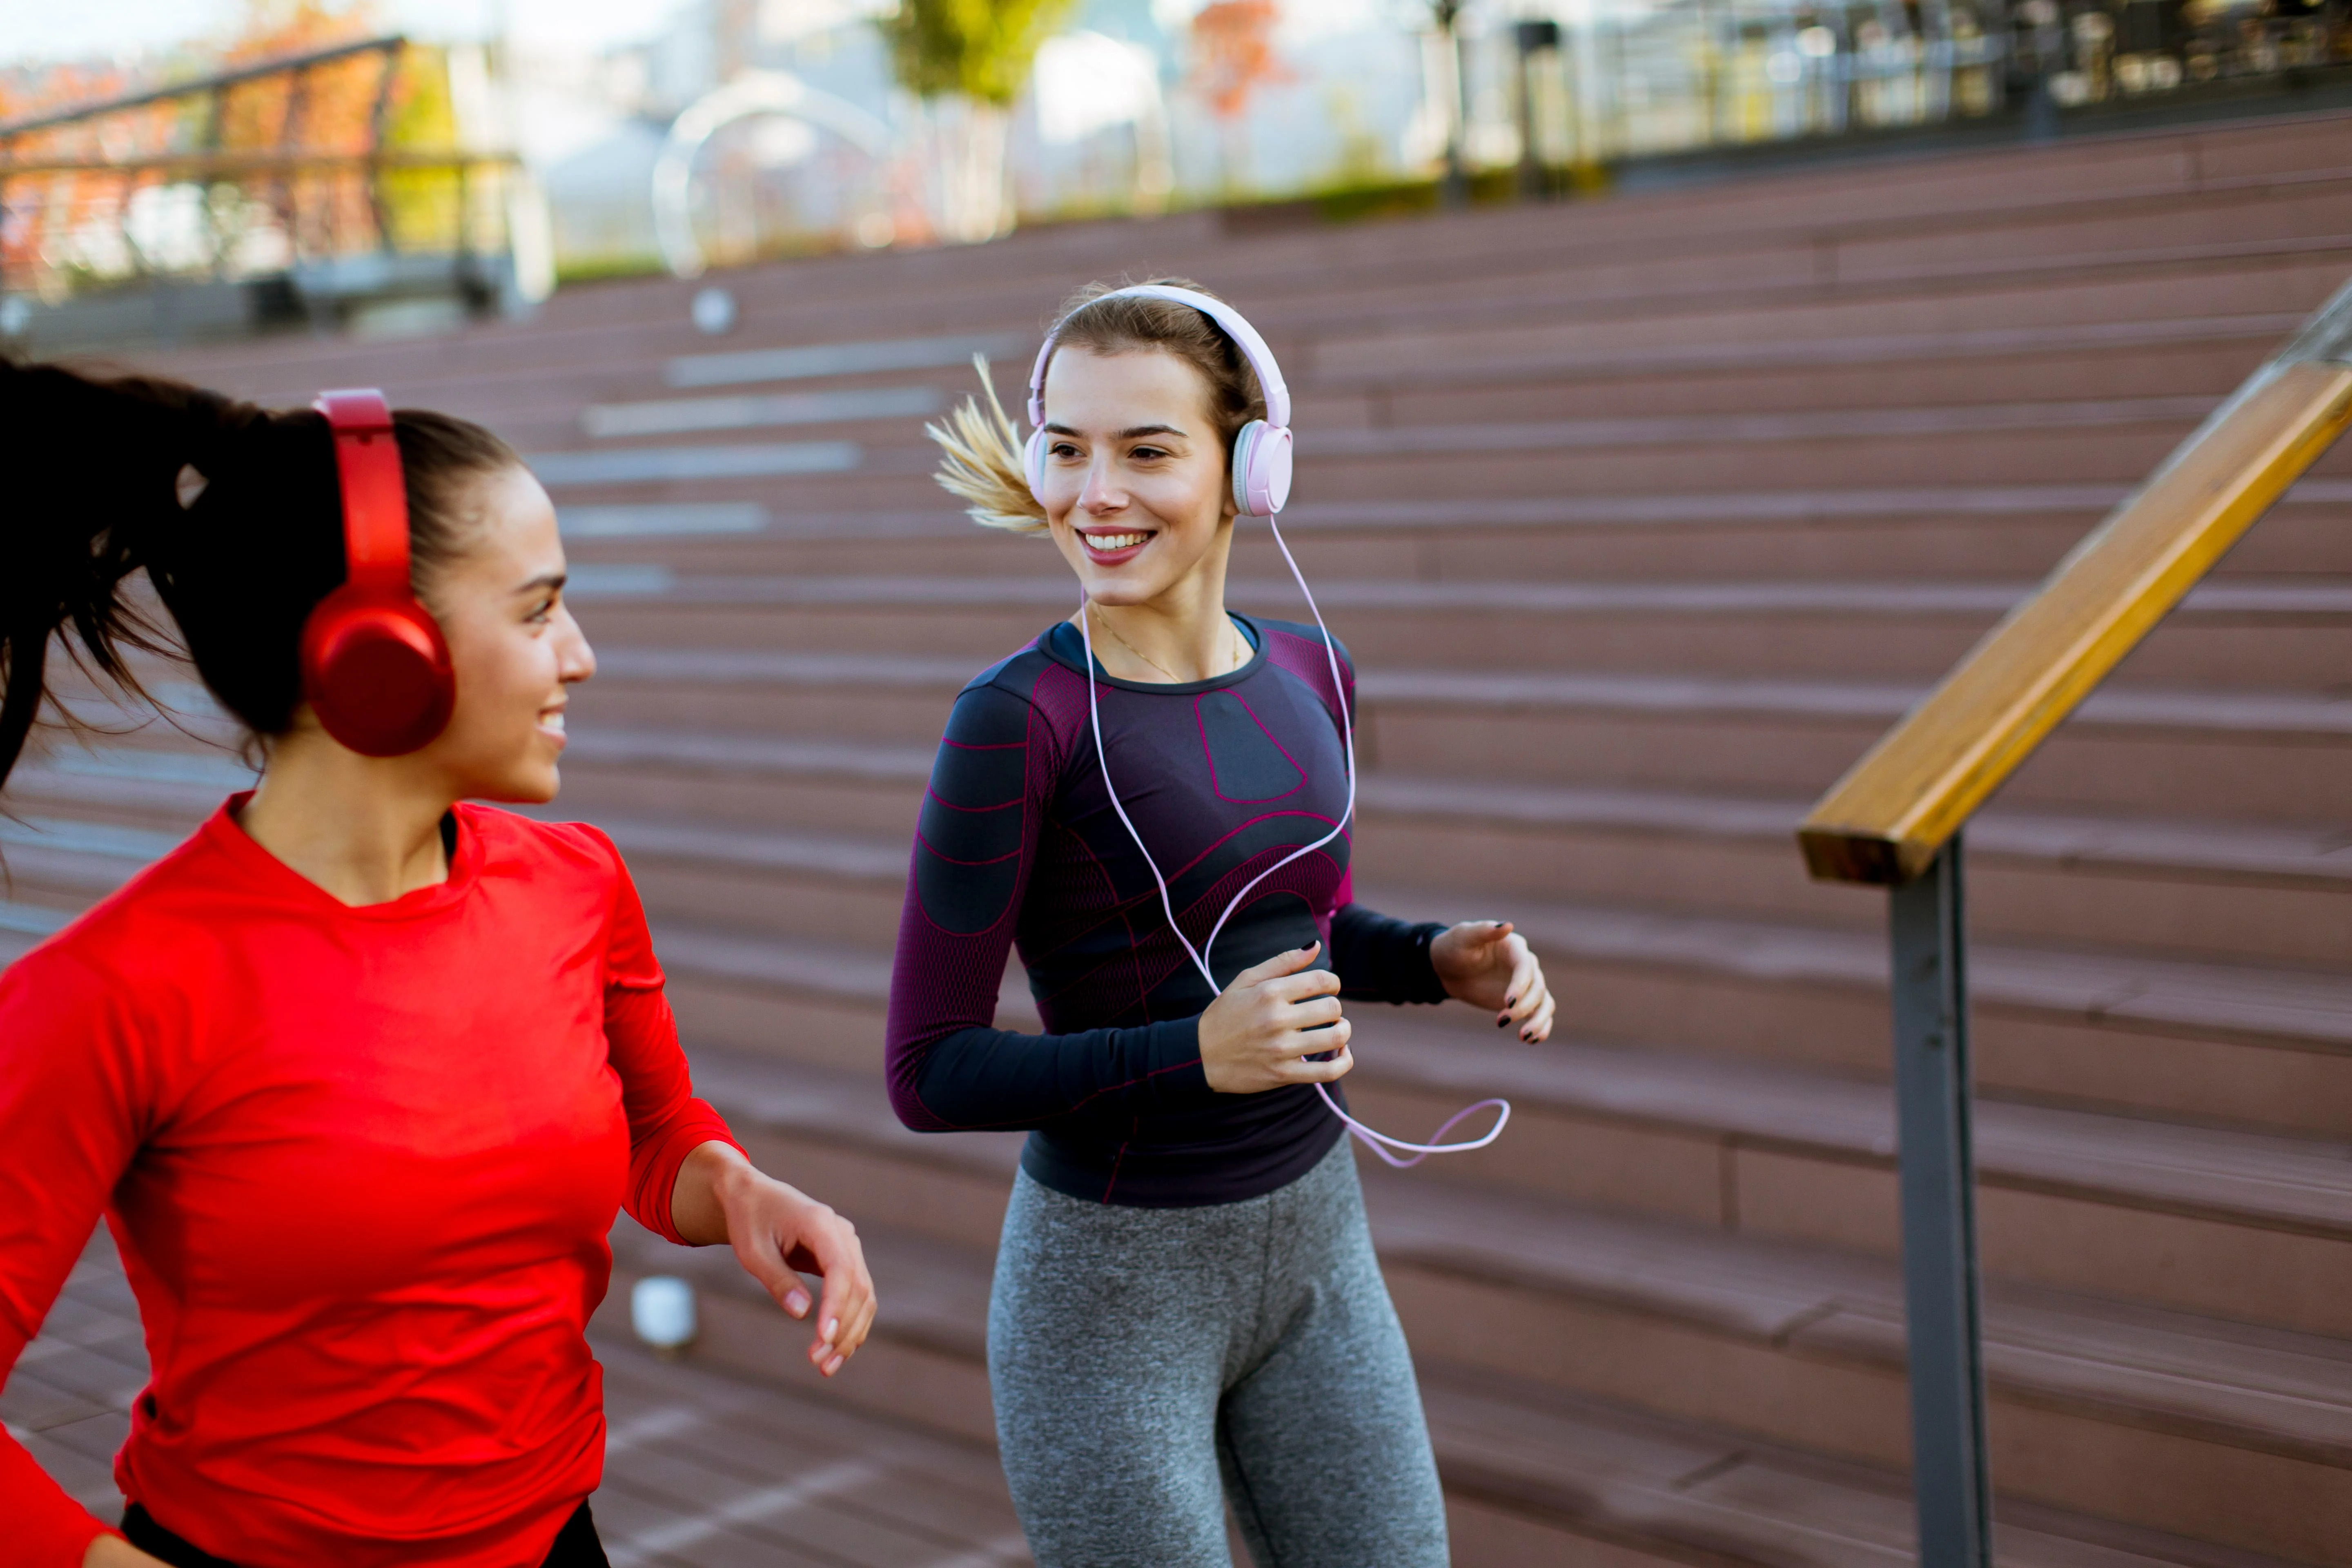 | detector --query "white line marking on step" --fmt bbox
[605,1459,879,1565]
[915,1534,1033,1567]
